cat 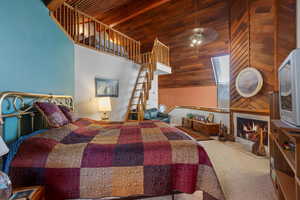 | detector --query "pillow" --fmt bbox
[58,105,79,123]
[35,102,69,128]
[149,110,159,119]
